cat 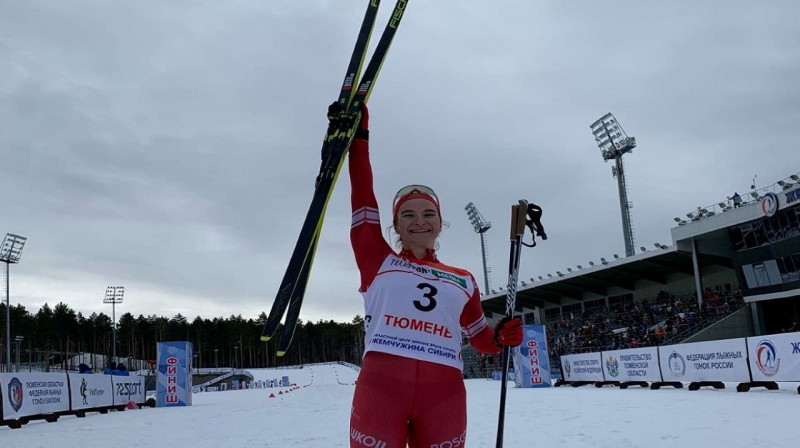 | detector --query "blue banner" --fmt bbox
[512,324,552,388]
[156,341,193,407]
